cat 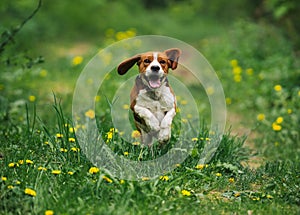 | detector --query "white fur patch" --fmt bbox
[135,85,175,121]
[134,84,176,144]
